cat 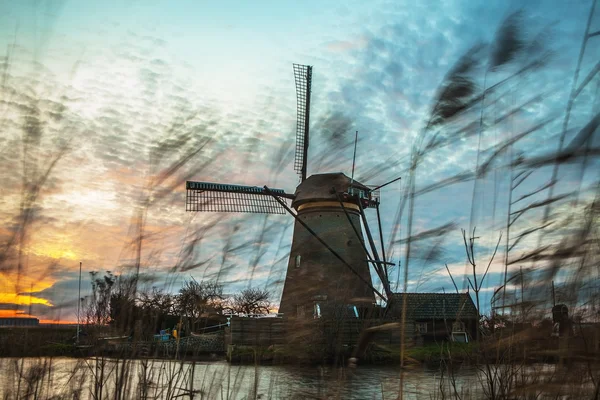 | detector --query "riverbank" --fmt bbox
[1,325,593,368]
